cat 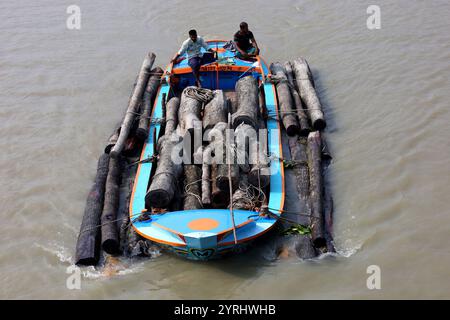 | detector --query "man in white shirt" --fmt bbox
[172,29,214,87]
